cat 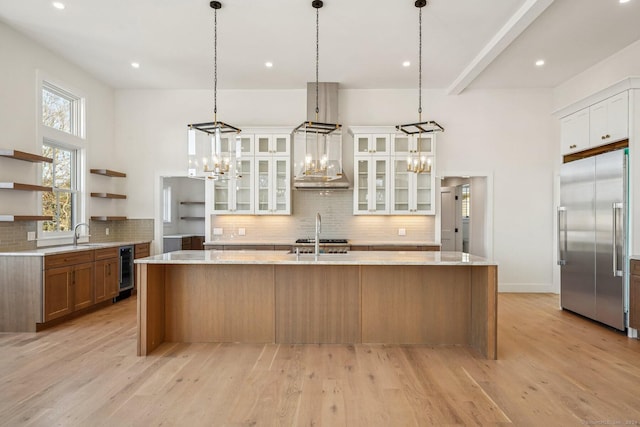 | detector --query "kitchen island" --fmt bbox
[136,250,498,359]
